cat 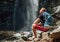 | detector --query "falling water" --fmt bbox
[20,0,39,31]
